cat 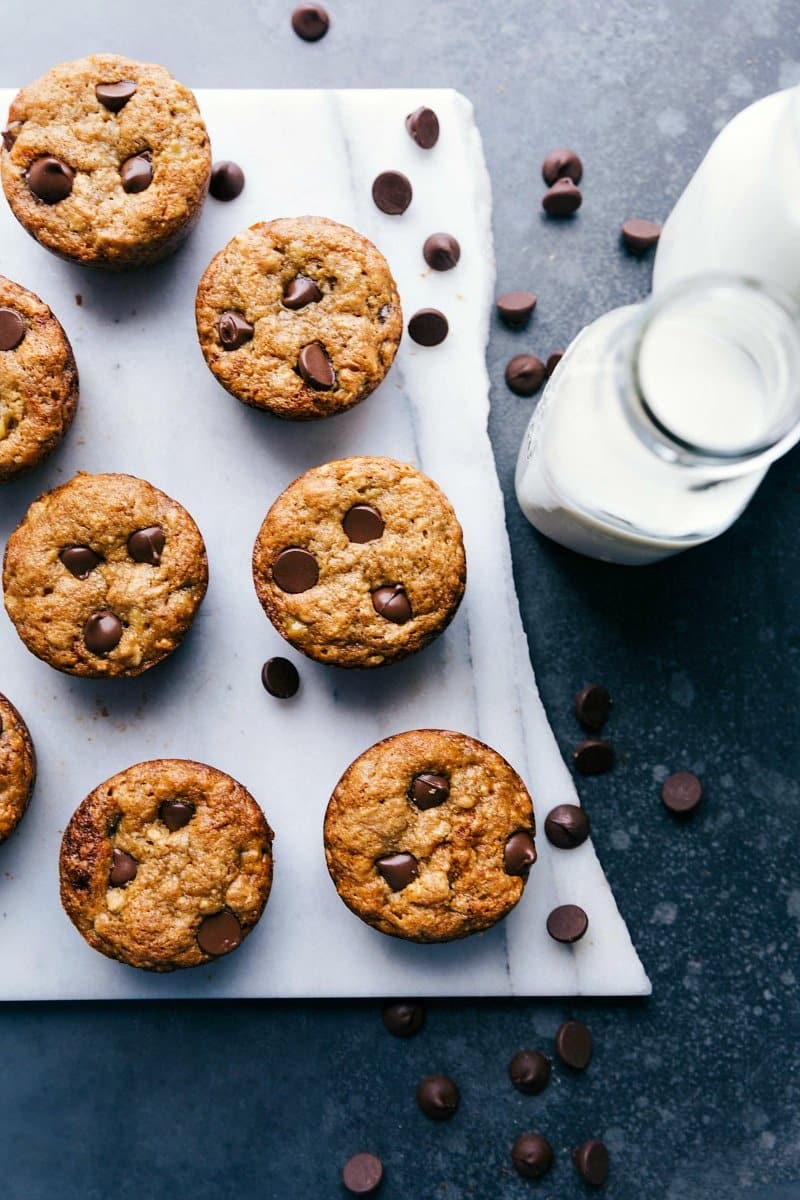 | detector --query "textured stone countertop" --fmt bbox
[0,2,798,1197]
